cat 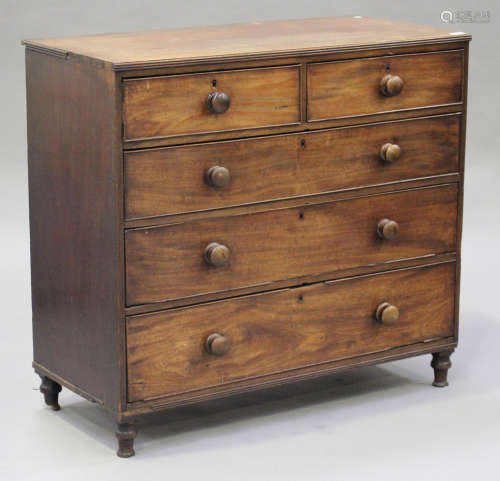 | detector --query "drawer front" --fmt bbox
[125,115,459,220]
[123,66,300,140]
[307,51,463,121]
[125,185,457,305]
[127,263,455,401]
